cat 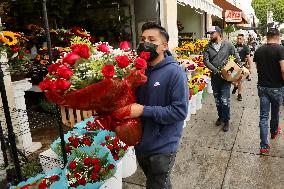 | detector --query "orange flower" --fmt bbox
[40,60,48,65]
